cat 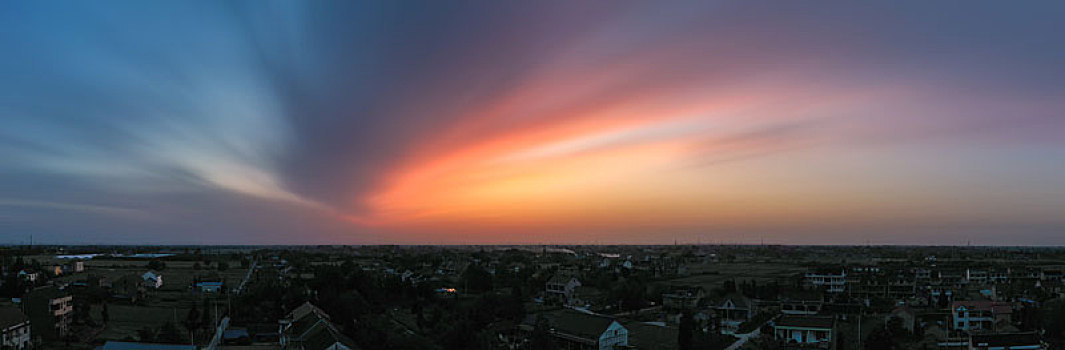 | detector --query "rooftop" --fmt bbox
[970,332,1041,347]
[0,306,29,329]
[775,316,835,329]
